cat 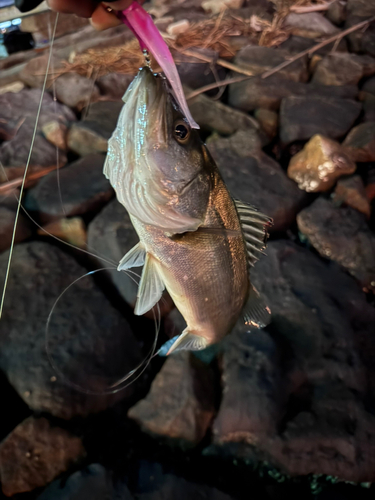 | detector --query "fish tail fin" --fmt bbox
[163,328,207,356]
